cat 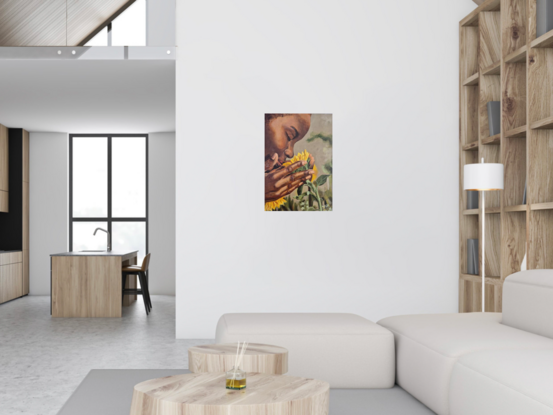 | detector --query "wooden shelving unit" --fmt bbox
[458,0,546,313]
